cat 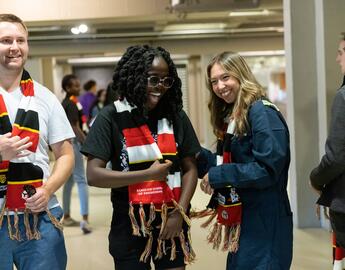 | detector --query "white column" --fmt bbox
[284,0,345,228]
[284,0,321,227]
